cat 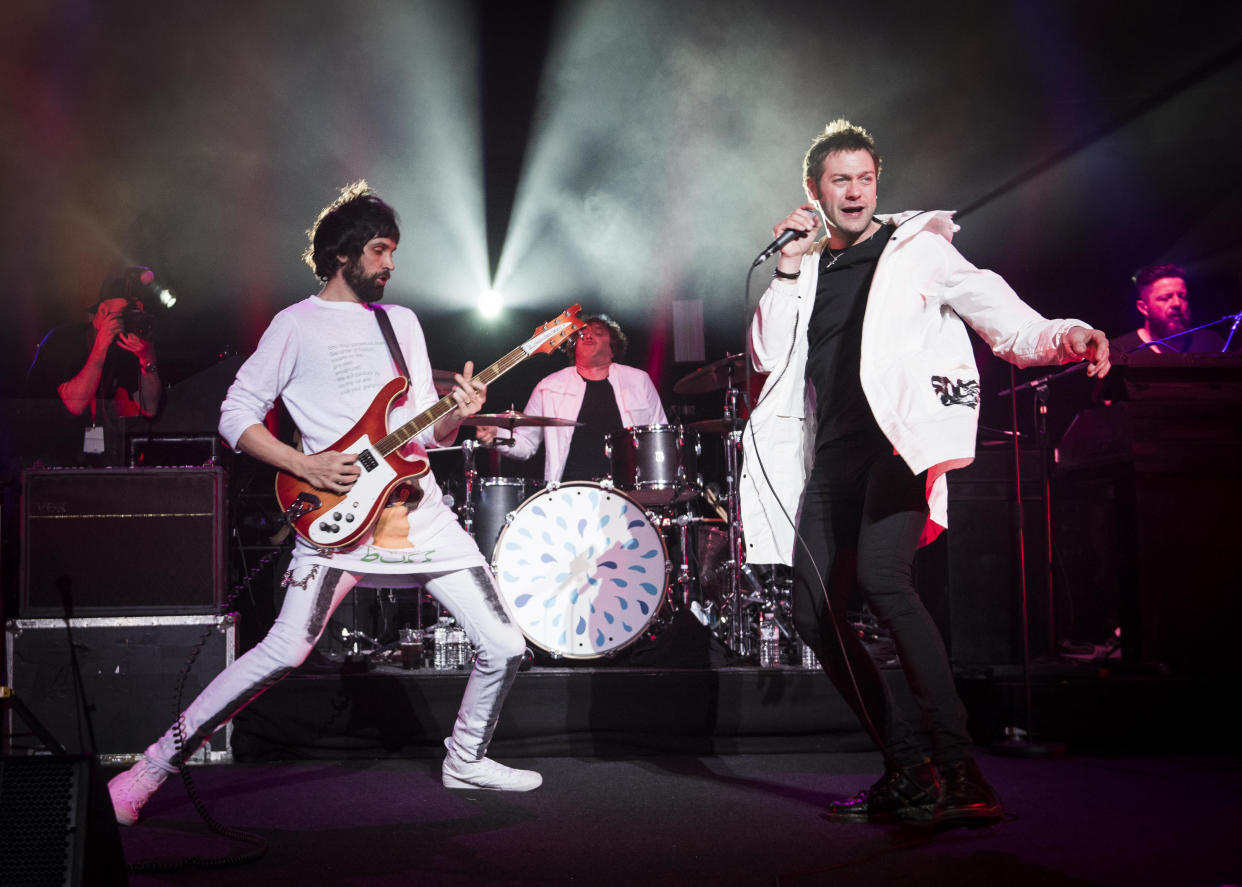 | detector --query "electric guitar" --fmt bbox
[275,305,585,549]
